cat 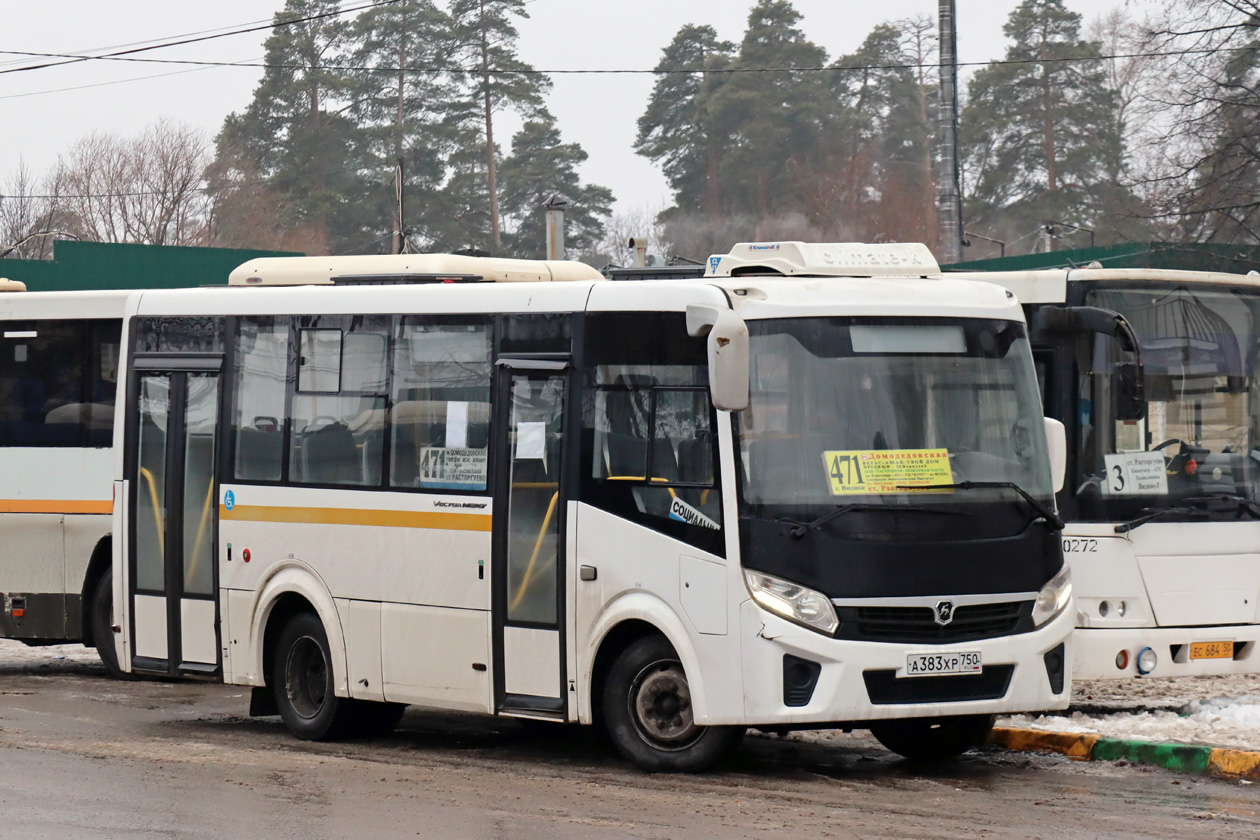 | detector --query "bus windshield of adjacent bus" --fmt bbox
[1076,285,1260,522]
